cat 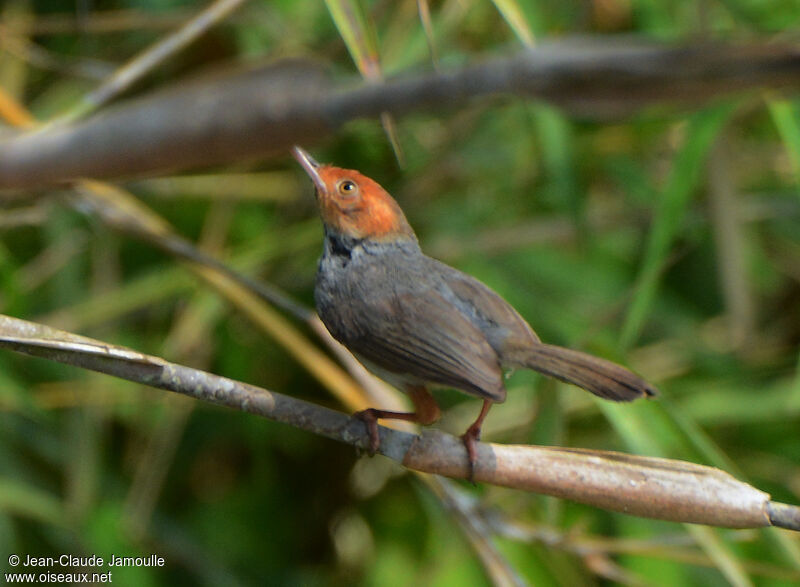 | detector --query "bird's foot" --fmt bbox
[352,409,381,456]
[461,399,492,484]
[461,424,481,484]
